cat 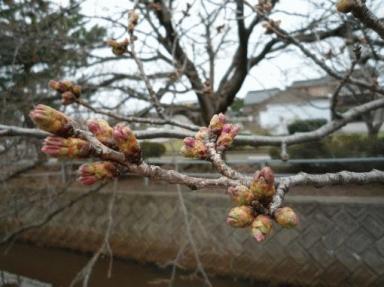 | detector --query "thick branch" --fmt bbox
[351,1,384,40]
